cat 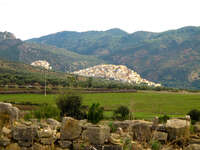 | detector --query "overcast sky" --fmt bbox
[1,0,200,40]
